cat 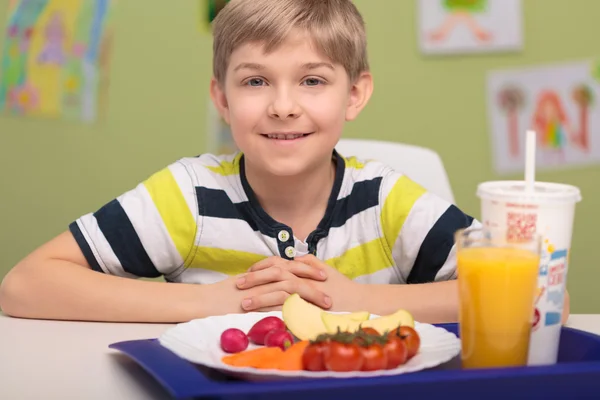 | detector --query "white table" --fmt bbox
[1,313,599,400]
